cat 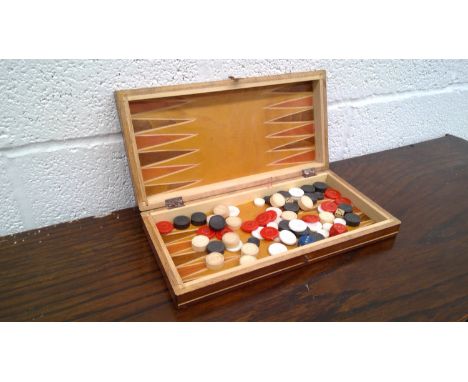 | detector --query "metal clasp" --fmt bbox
[302,168,316,178]
[165,196,184,209]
